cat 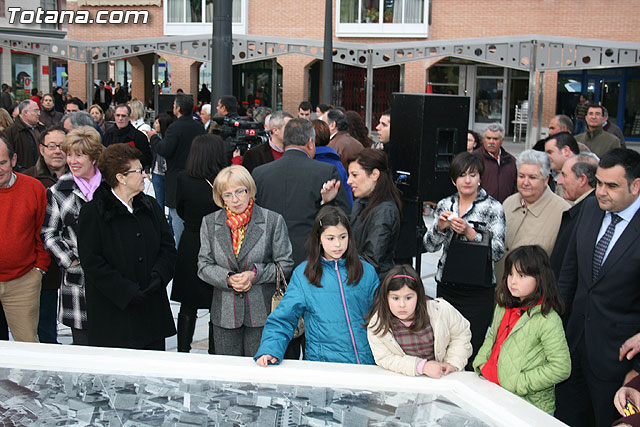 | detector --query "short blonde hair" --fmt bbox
[61,126,104,162]
[128,99,145,121]
[212,165,257,208]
